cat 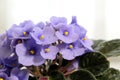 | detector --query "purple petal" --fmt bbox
[60,49,75,60]
[16,44,34,66]
[80,39,93,51]
[43,26,55,36]
[30,27,45,44]
[32,27,43,35]
[32,27,58,45]
[30,34,40,45]
[56,31,79,43]
[22,20,34,31]
[17,69,29,80]
[73,48,85,57]
[55,25,79,43]
[18,56,34,66]
[19,20,33,28]
[0,46,11,58]
[71,16,77,24]
[35,22,45,29]
[50,16,67,26]
[53,23,67,30]
[41,46,59,60]
[0,72,9,80]
[71,16,87,39]
[57,43,66,50]
[16,44,27,56]
[10,68,29,80]
[33,55,45,66]
[9,27,23,38]
[0,33,12,58]
[9,36,30,40]
[42,27,58,44]
[7,21,34,38]
[73,24,87,39]
[4,55,19,67]
[9,76,19,80]
[10,67,19,76]
[0,33,6,45]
